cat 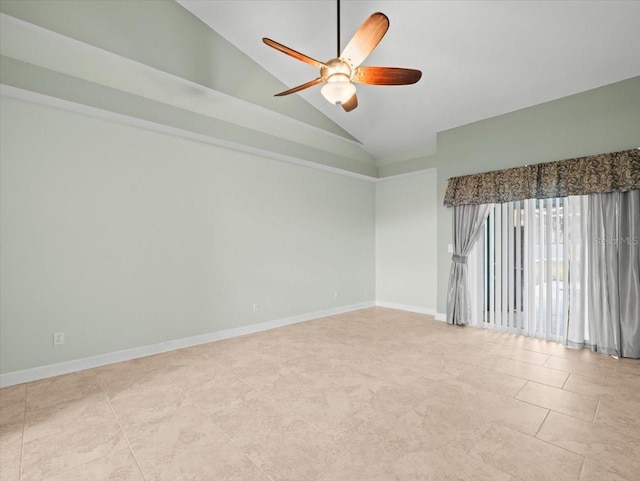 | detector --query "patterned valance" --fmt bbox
[444,148,640,206]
